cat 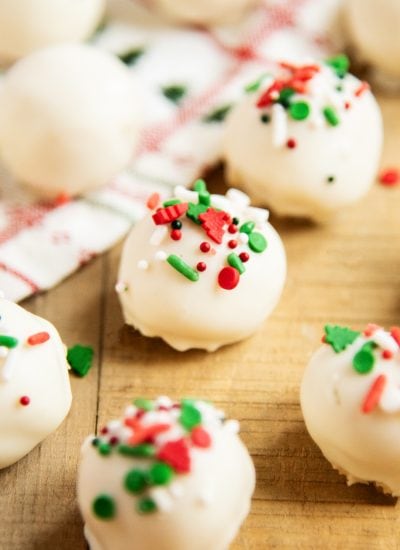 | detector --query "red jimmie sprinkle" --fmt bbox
[218,266,240,290]
[27,332,50,346]
[379,168,399,187]
[361,374,387,414]
[157,438,191,473]
[354,81,370,98]
[152,203,188,225]
[191,426,212,448]
[19,396,30,406]
[390,326,400,346]
[146,192,160,210]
